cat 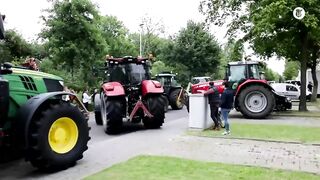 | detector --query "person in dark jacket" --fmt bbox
[204,82,221,130]
[220,81,234,135]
